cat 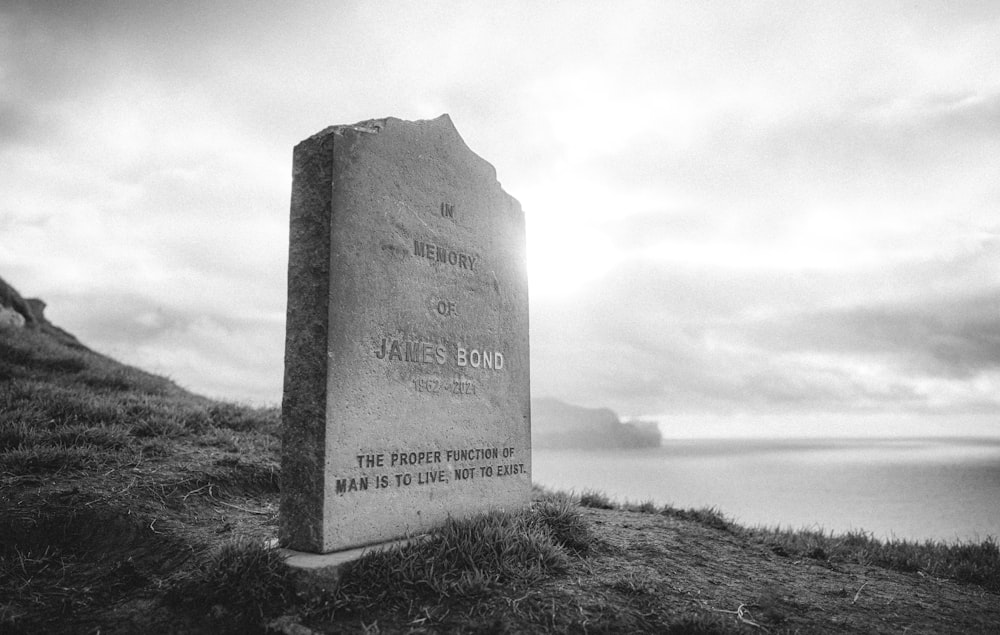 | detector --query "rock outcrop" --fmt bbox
[0,274,85,347]
[0,274,37,326]
[0,305,25,329]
